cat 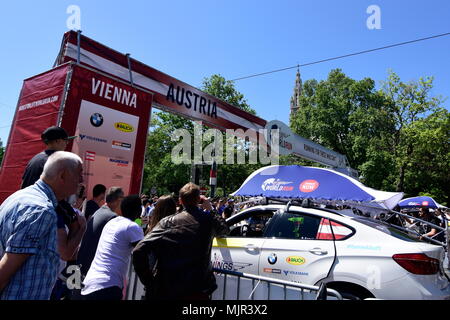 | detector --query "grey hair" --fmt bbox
[41,151,83,180]
[105,186,124,203]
